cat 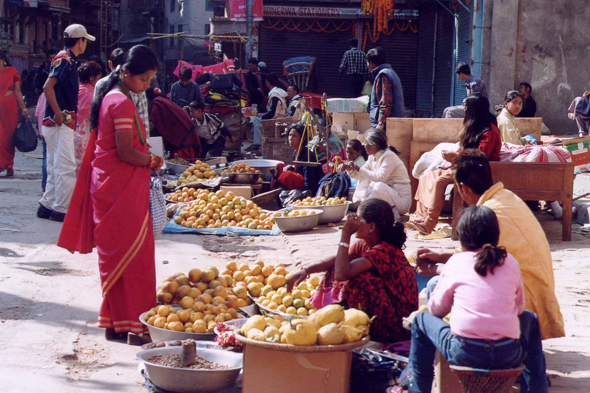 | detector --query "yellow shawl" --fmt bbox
[478,182,565,339]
